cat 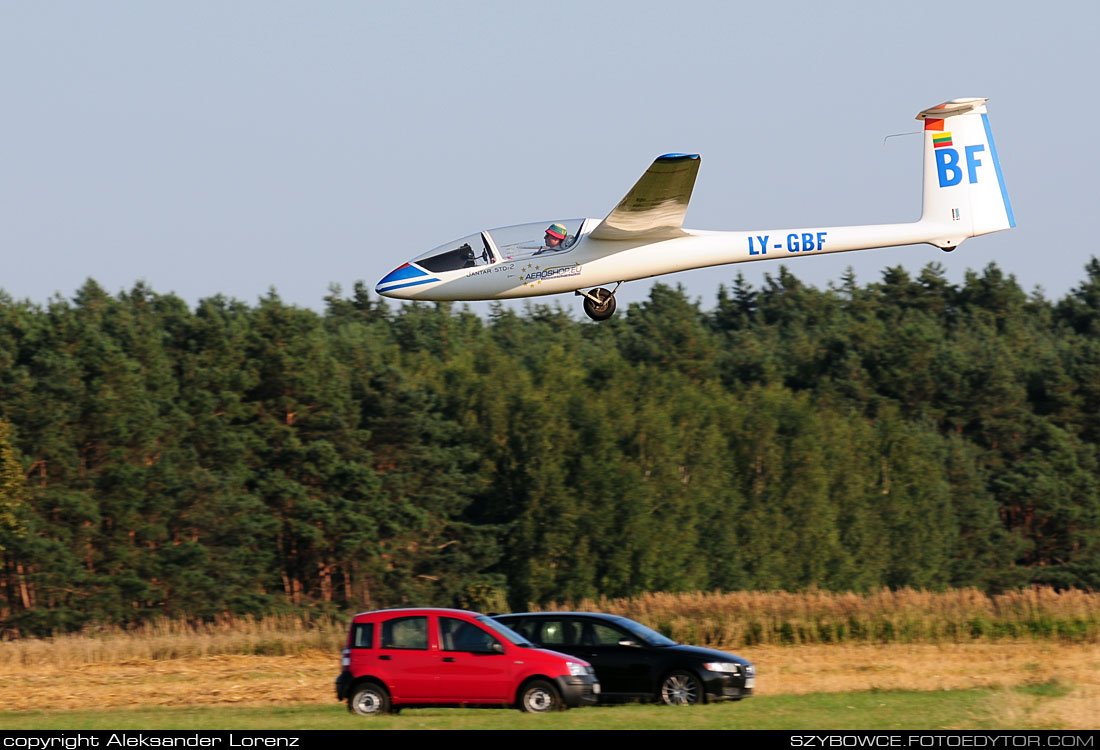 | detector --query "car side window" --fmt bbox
[578,620,629,647]
[532,619,577,646]
[351,623,374,649]
[507,619,537,642]
[381,616,428,650]
[440,617,500,652]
